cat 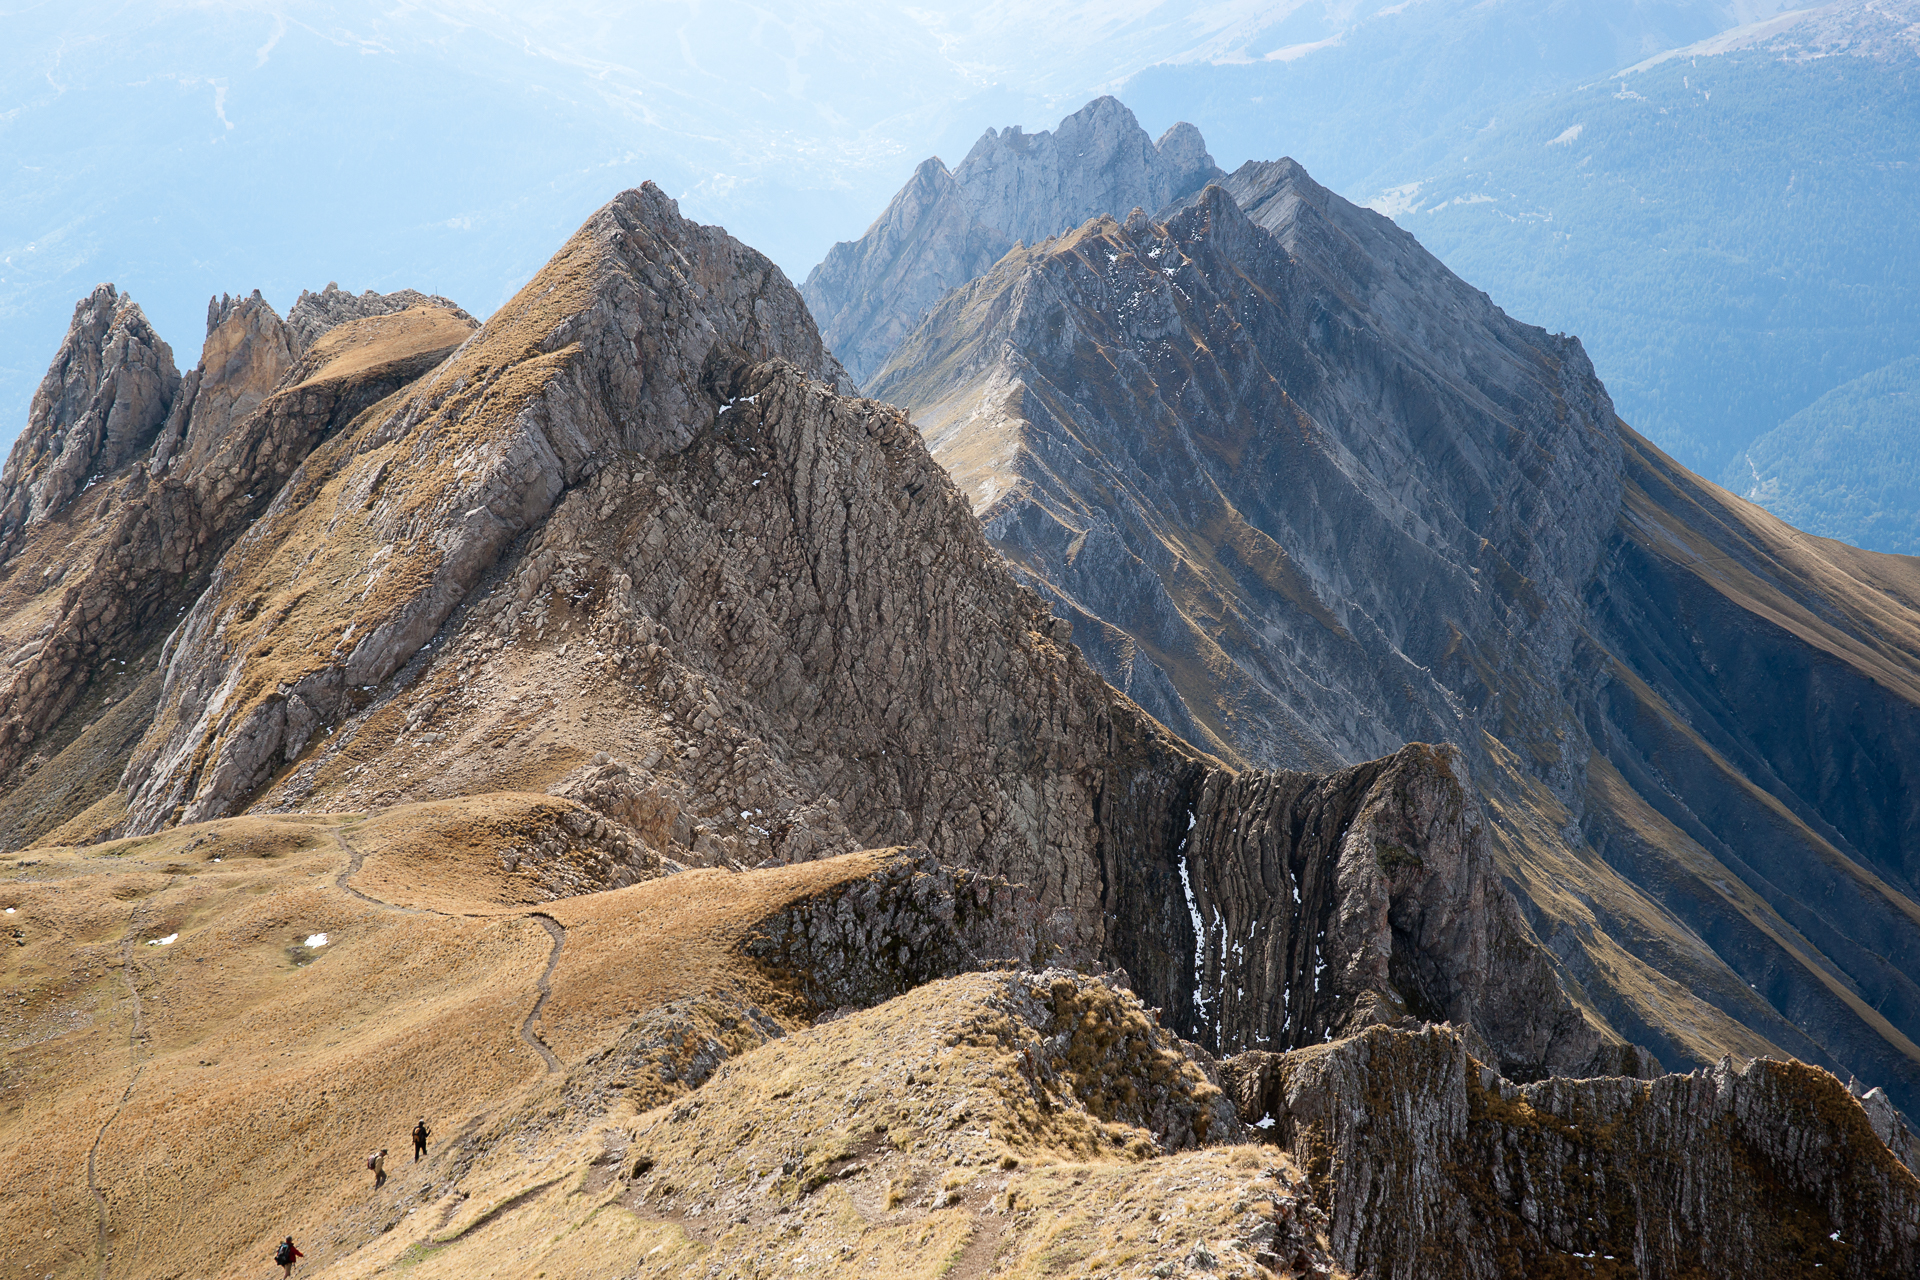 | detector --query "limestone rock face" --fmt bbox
[118,184,848,833]
[148,291,295,479]
[1223,1025,1920,1279]
[800,97,1220,384]
[0,285,179,559]
[0,294,474,845]
[872,158,1920,1121]
[284,281,473,353]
